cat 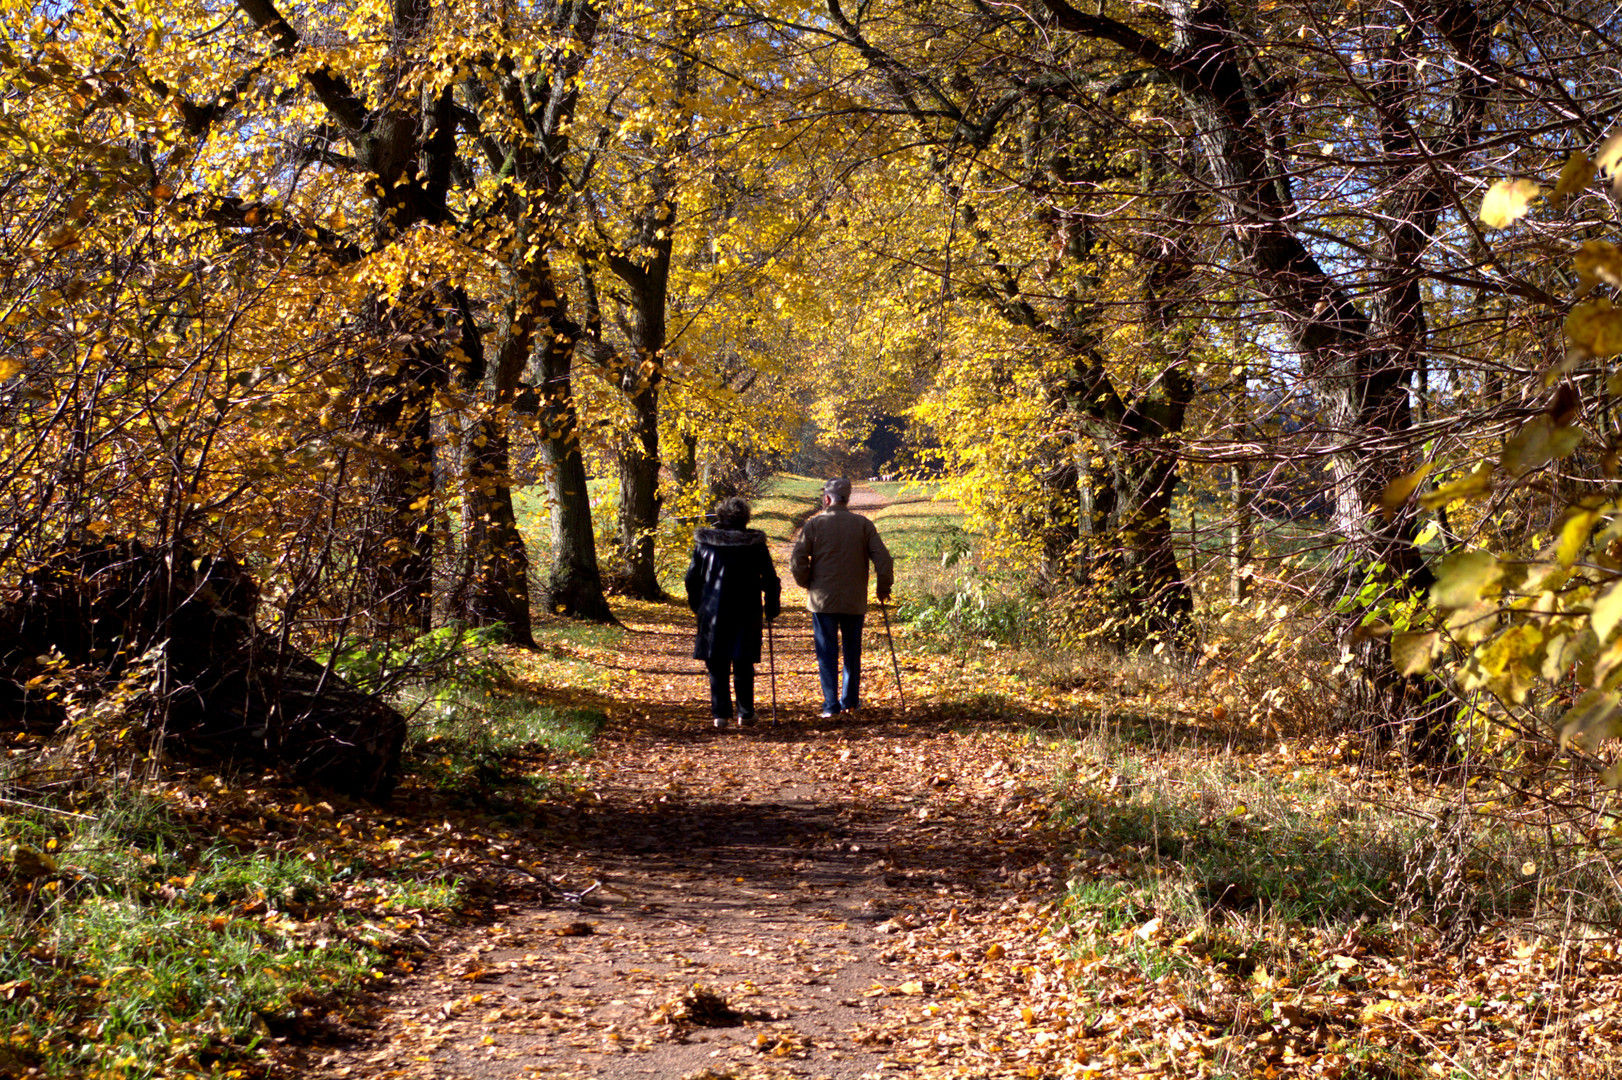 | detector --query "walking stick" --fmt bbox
[878,600,905,713]
[767,617,779,726]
